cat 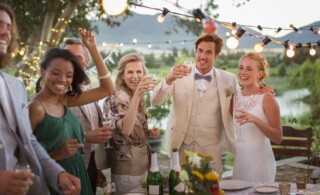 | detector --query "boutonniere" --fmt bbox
[225,86,235,97]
